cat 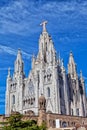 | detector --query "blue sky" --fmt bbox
[0,0,87,114]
